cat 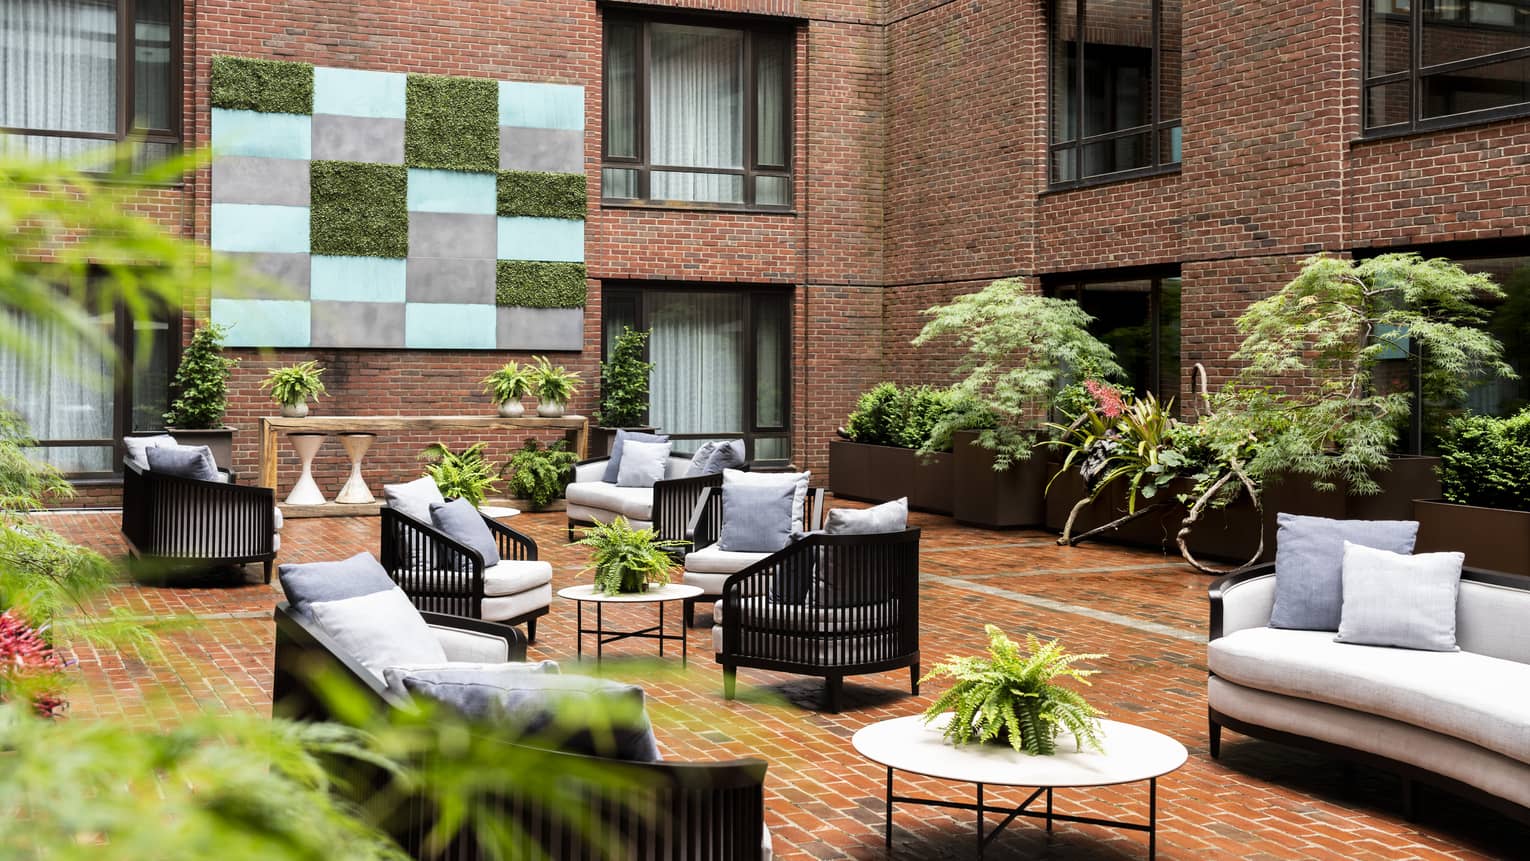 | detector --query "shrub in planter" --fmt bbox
[163,324,236,430]
[595,327,653,429]
[504,439,577,511]
[1438,408,1530,512]
[844,383,903,447]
